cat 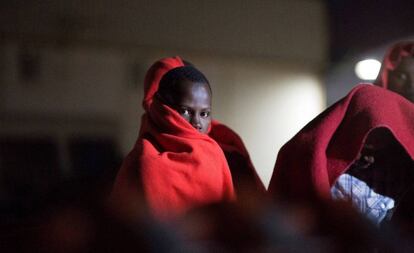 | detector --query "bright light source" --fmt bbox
[355,59,381,80]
